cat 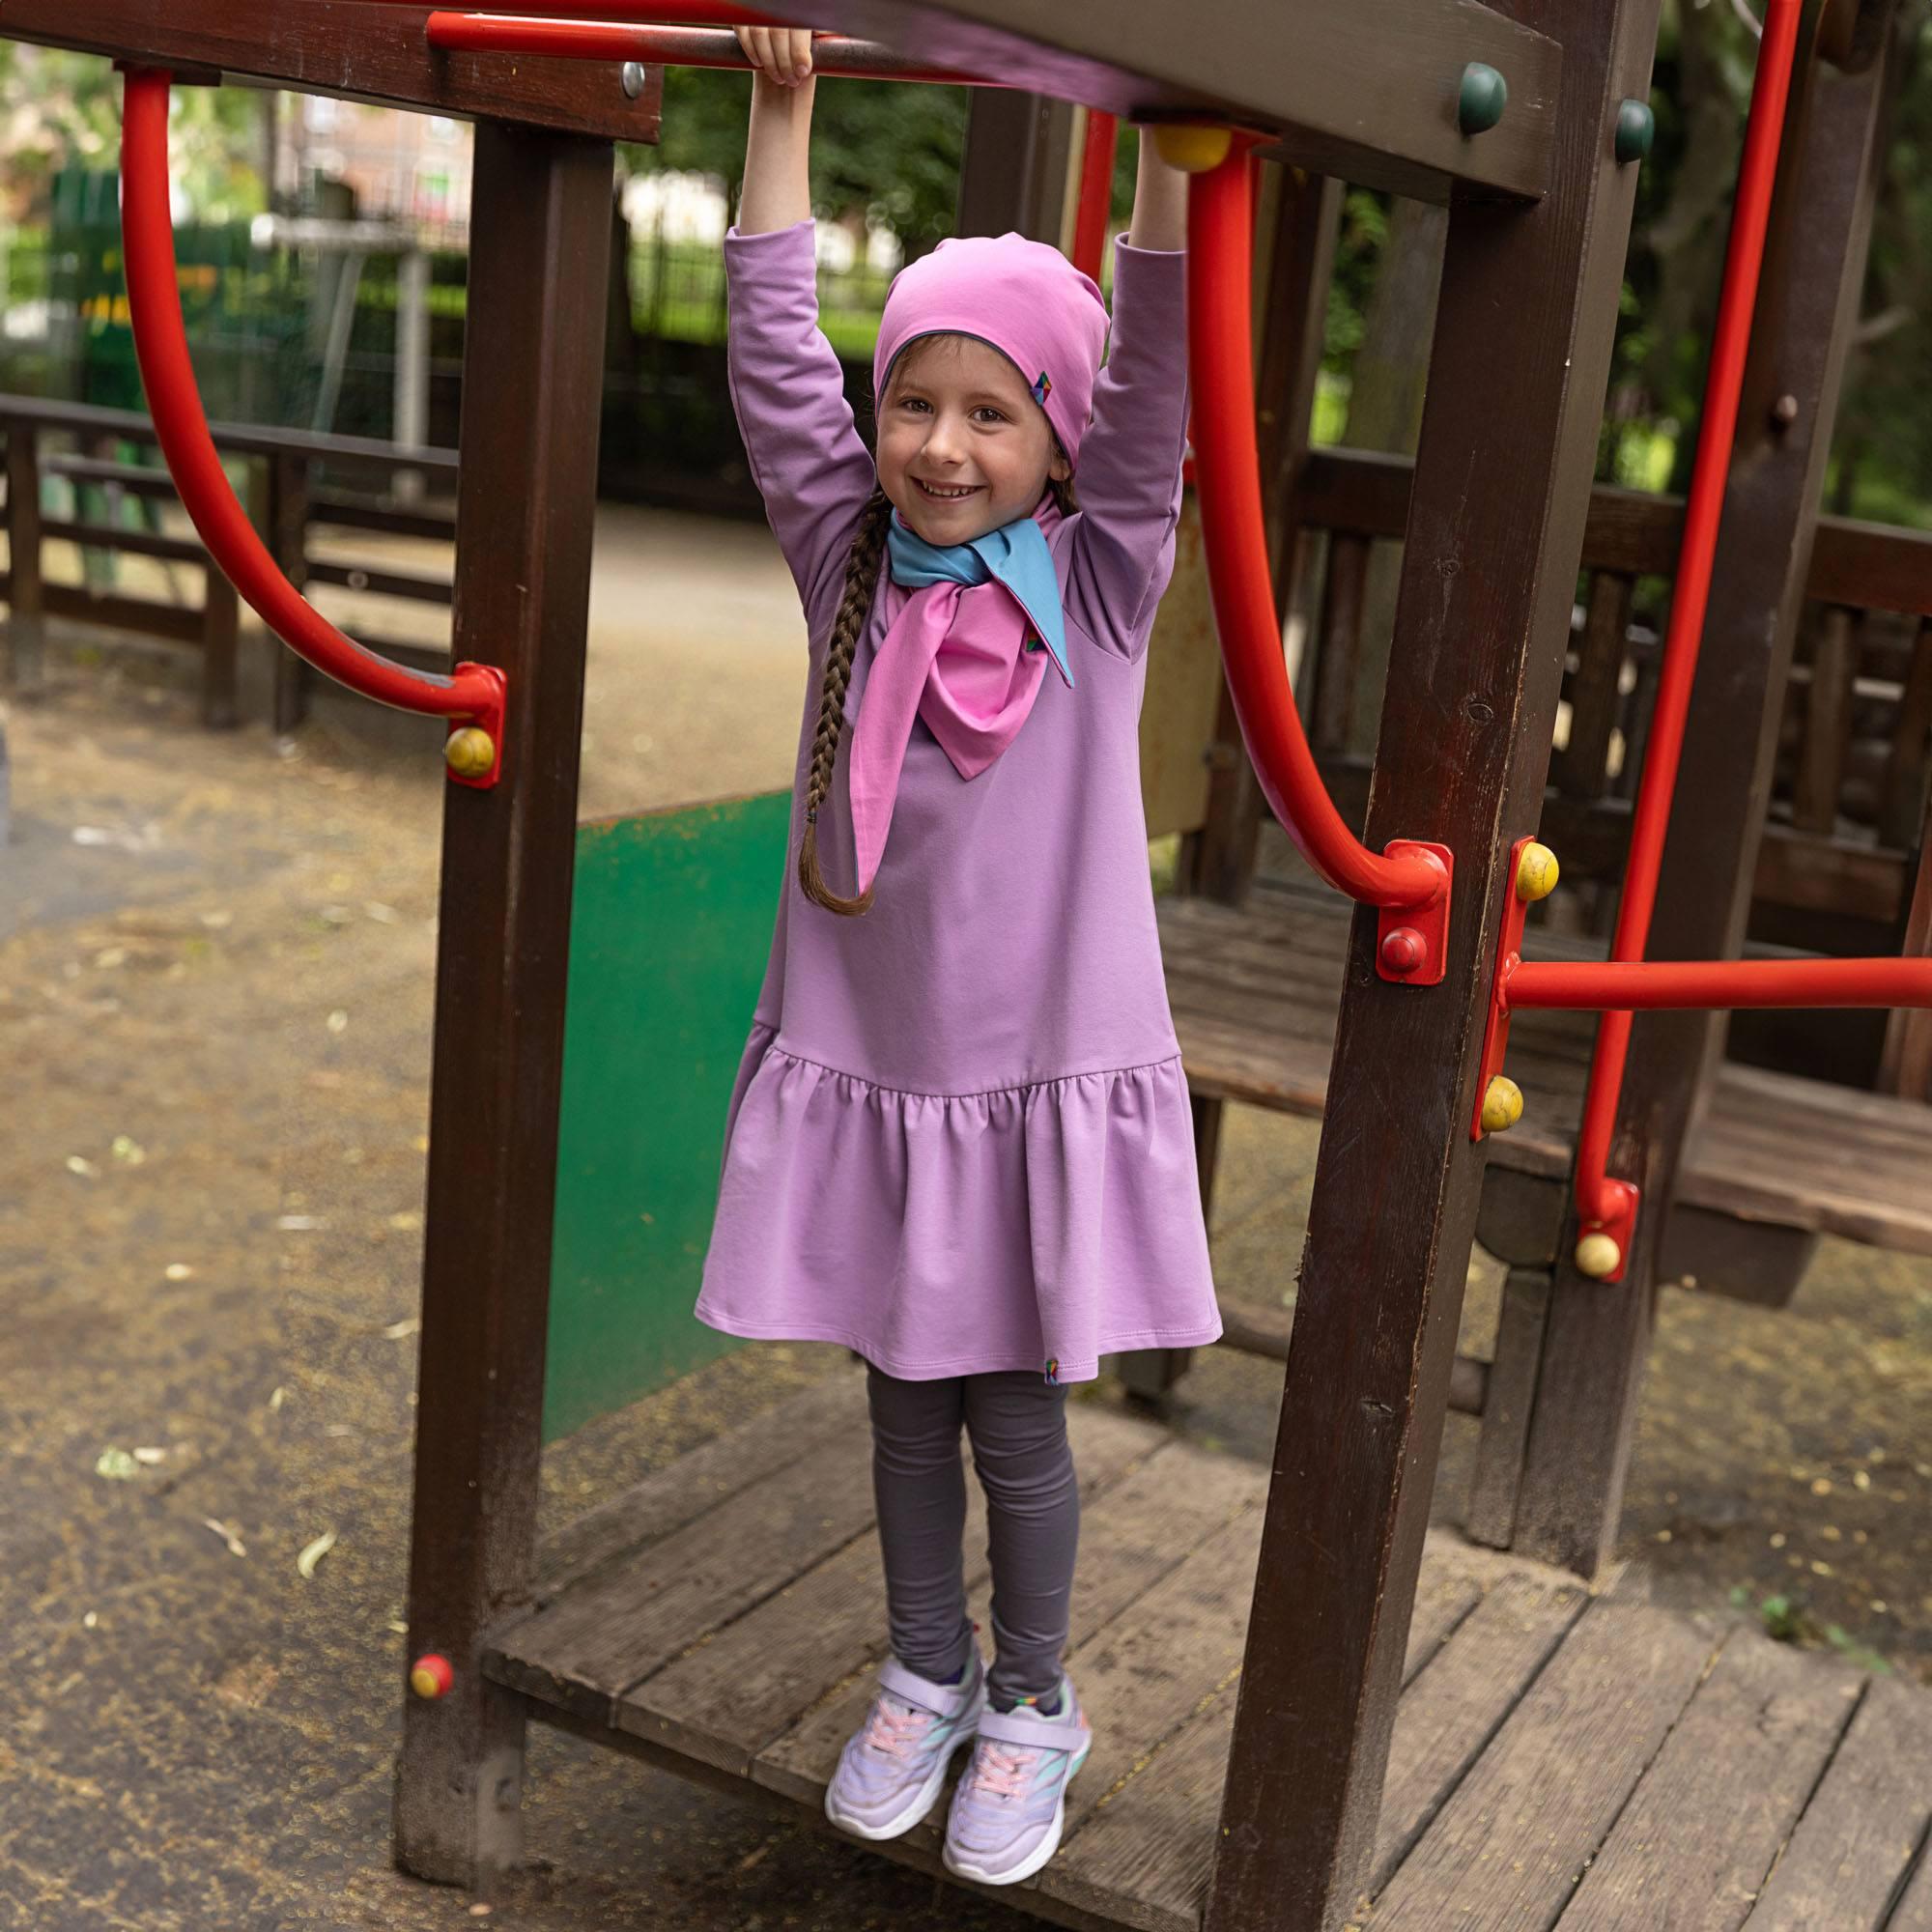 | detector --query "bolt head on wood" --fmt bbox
[1458,64,1508,137]
[1380,926,1429,976]
[1771,392,1800,428]
[410,1653,454,1699]
[1614,99,1655,165]
[1152,125,1235,174]
[1480,1075,1523,1133]
[1576,1231,1622,1278]
[444,726,496,780]
[620,60,647,99]
[1515,841,1560,903]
